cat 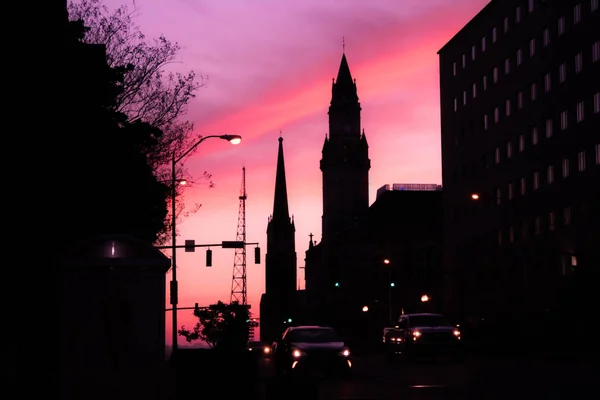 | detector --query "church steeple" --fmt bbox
[272,136,290,222]
[331,53,358,106]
